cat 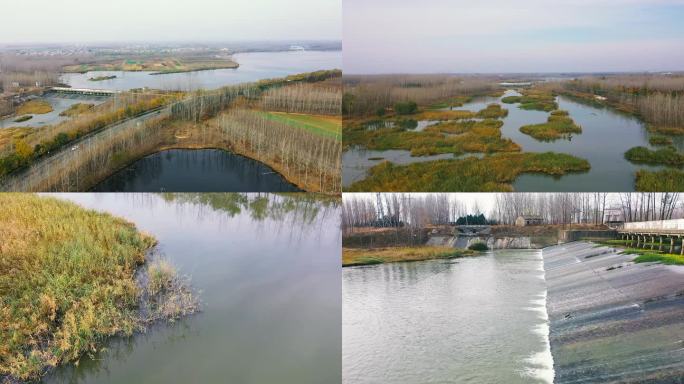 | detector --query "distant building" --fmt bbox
[603,207,625,229]
[515,215,543,227]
